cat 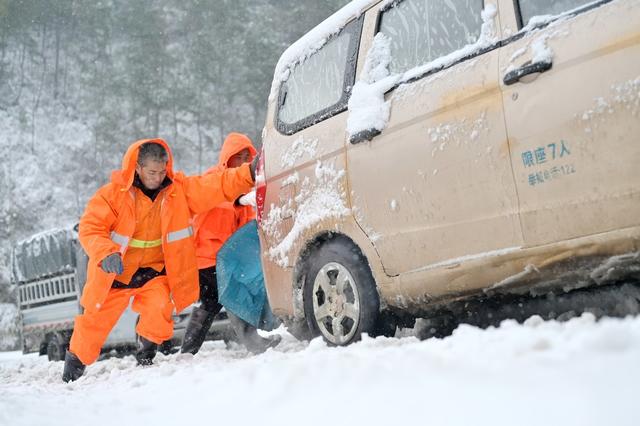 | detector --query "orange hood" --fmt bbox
[110,138,175,188]
[204,133,257,175]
